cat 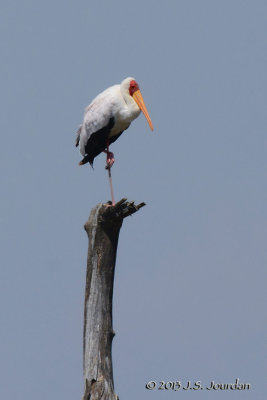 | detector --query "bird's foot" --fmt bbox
[105,151,115,170]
